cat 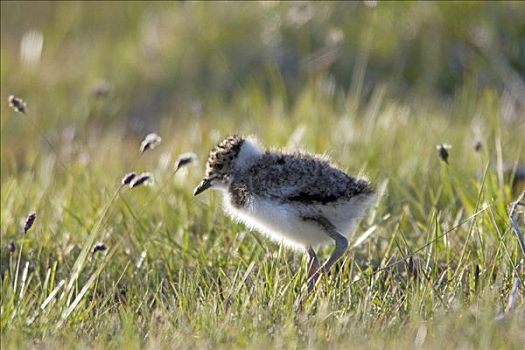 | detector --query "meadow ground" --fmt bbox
[1,2,525,349]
